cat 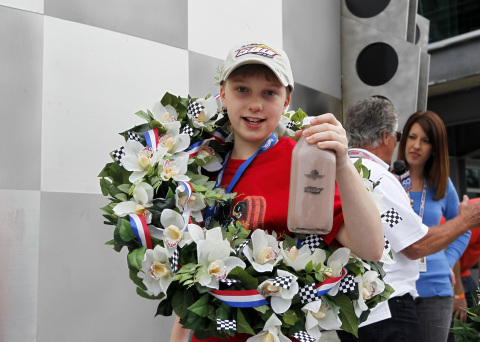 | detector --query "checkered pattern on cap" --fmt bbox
[236,240,249,253]
[272,275,293,290]
[299,284,319,304]
[187,100,205,118]
[292,331,316,342]
[219,278,239,286]
[111,146,125,166]
[216,319,236,331]
[303,234,324,252]
[127,131,140,142]
[182,125,194,137]
[285,120,295,129]
[382,208,403,228]
[338,274,356,294]
[170,249,179,273]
